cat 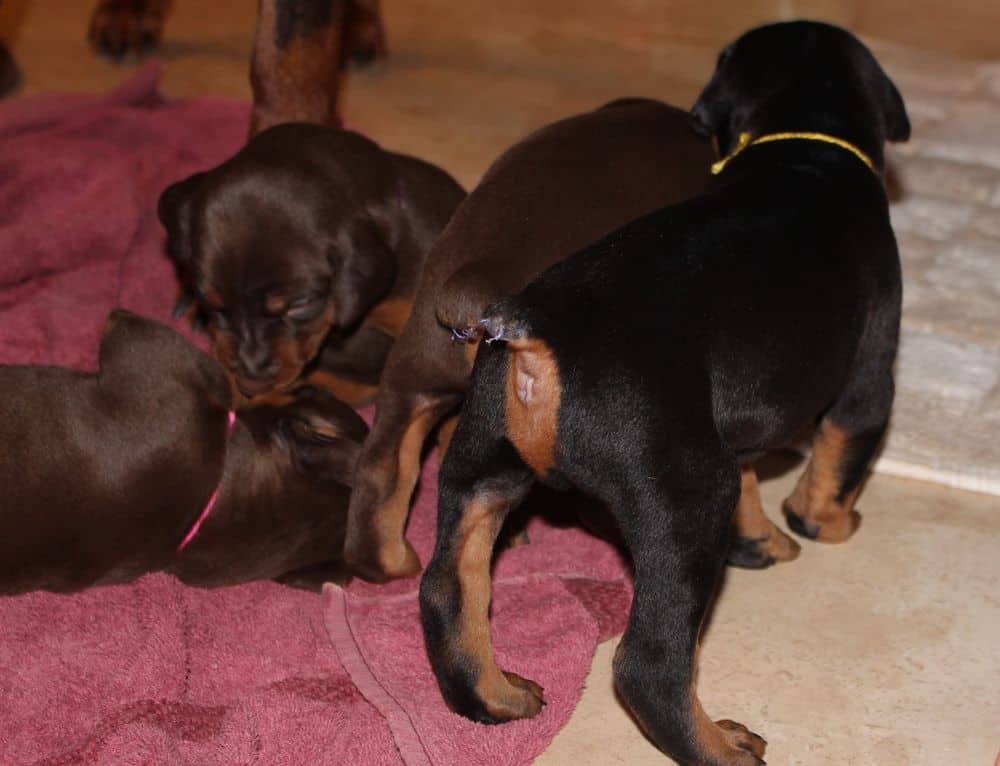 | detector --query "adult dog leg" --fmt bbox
[250,0,345,135]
